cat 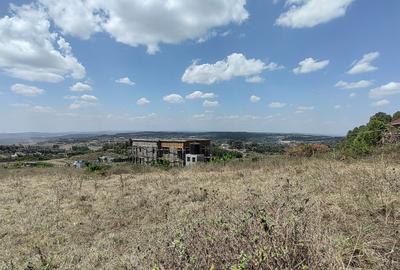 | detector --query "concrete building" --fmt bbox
[129,139,211,166]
